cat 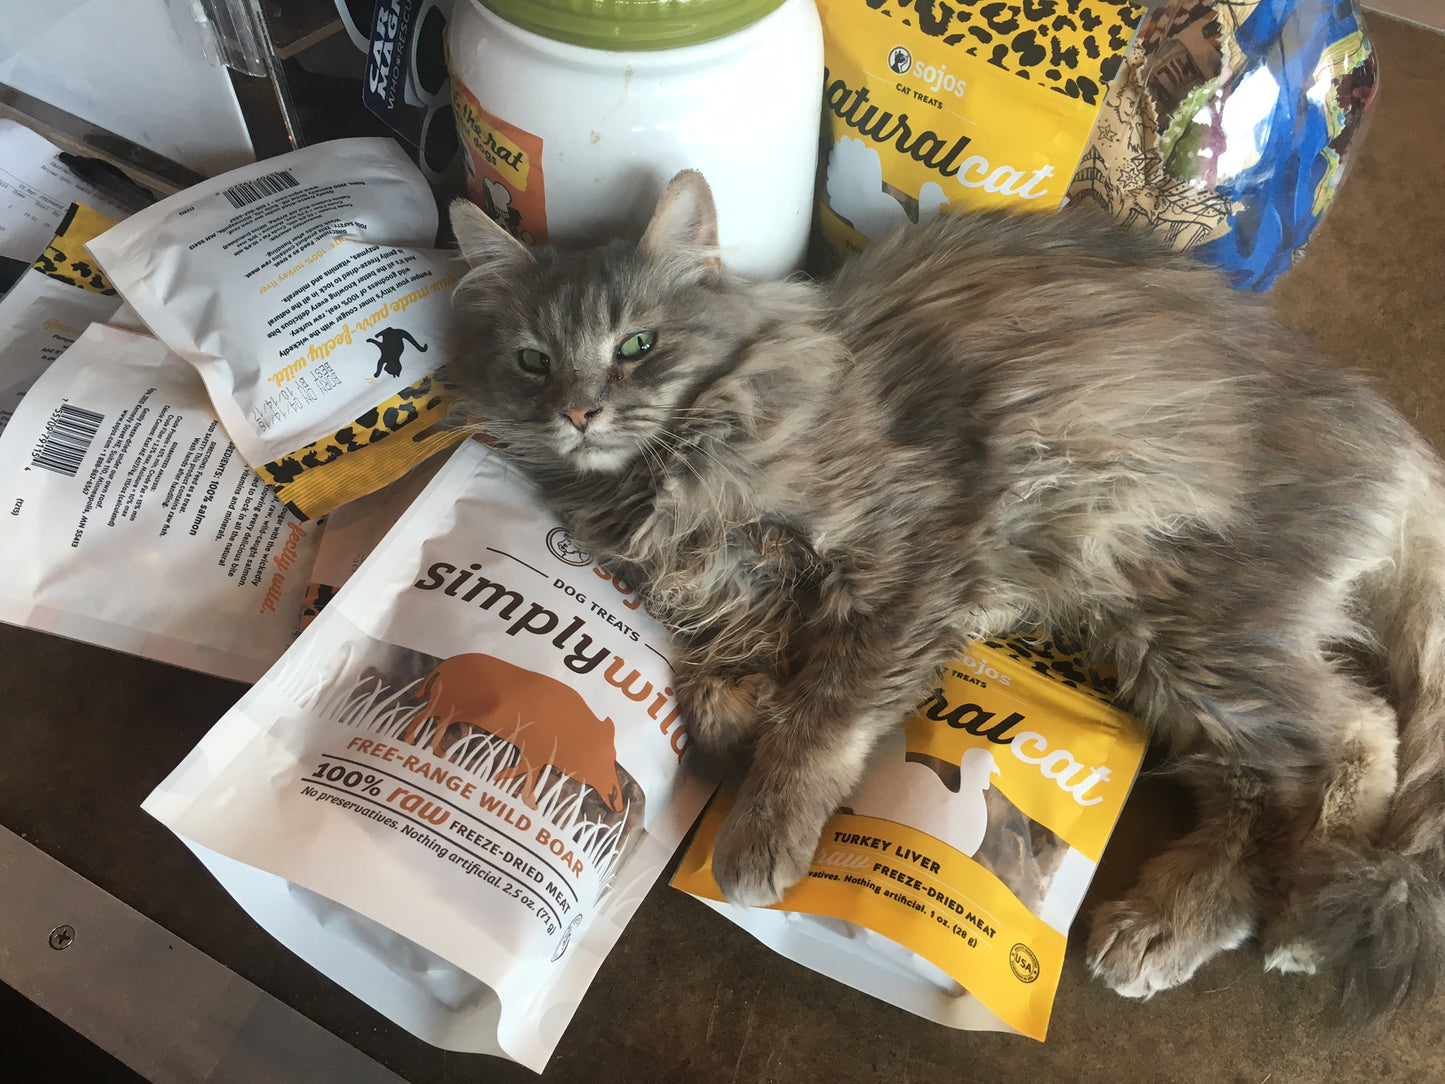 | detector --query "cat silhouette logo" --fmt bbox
[888,47,912,74]
[367,325,428,378]
[827,137,949,242]
[846,732,1001,858]
[400,652,626,813]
